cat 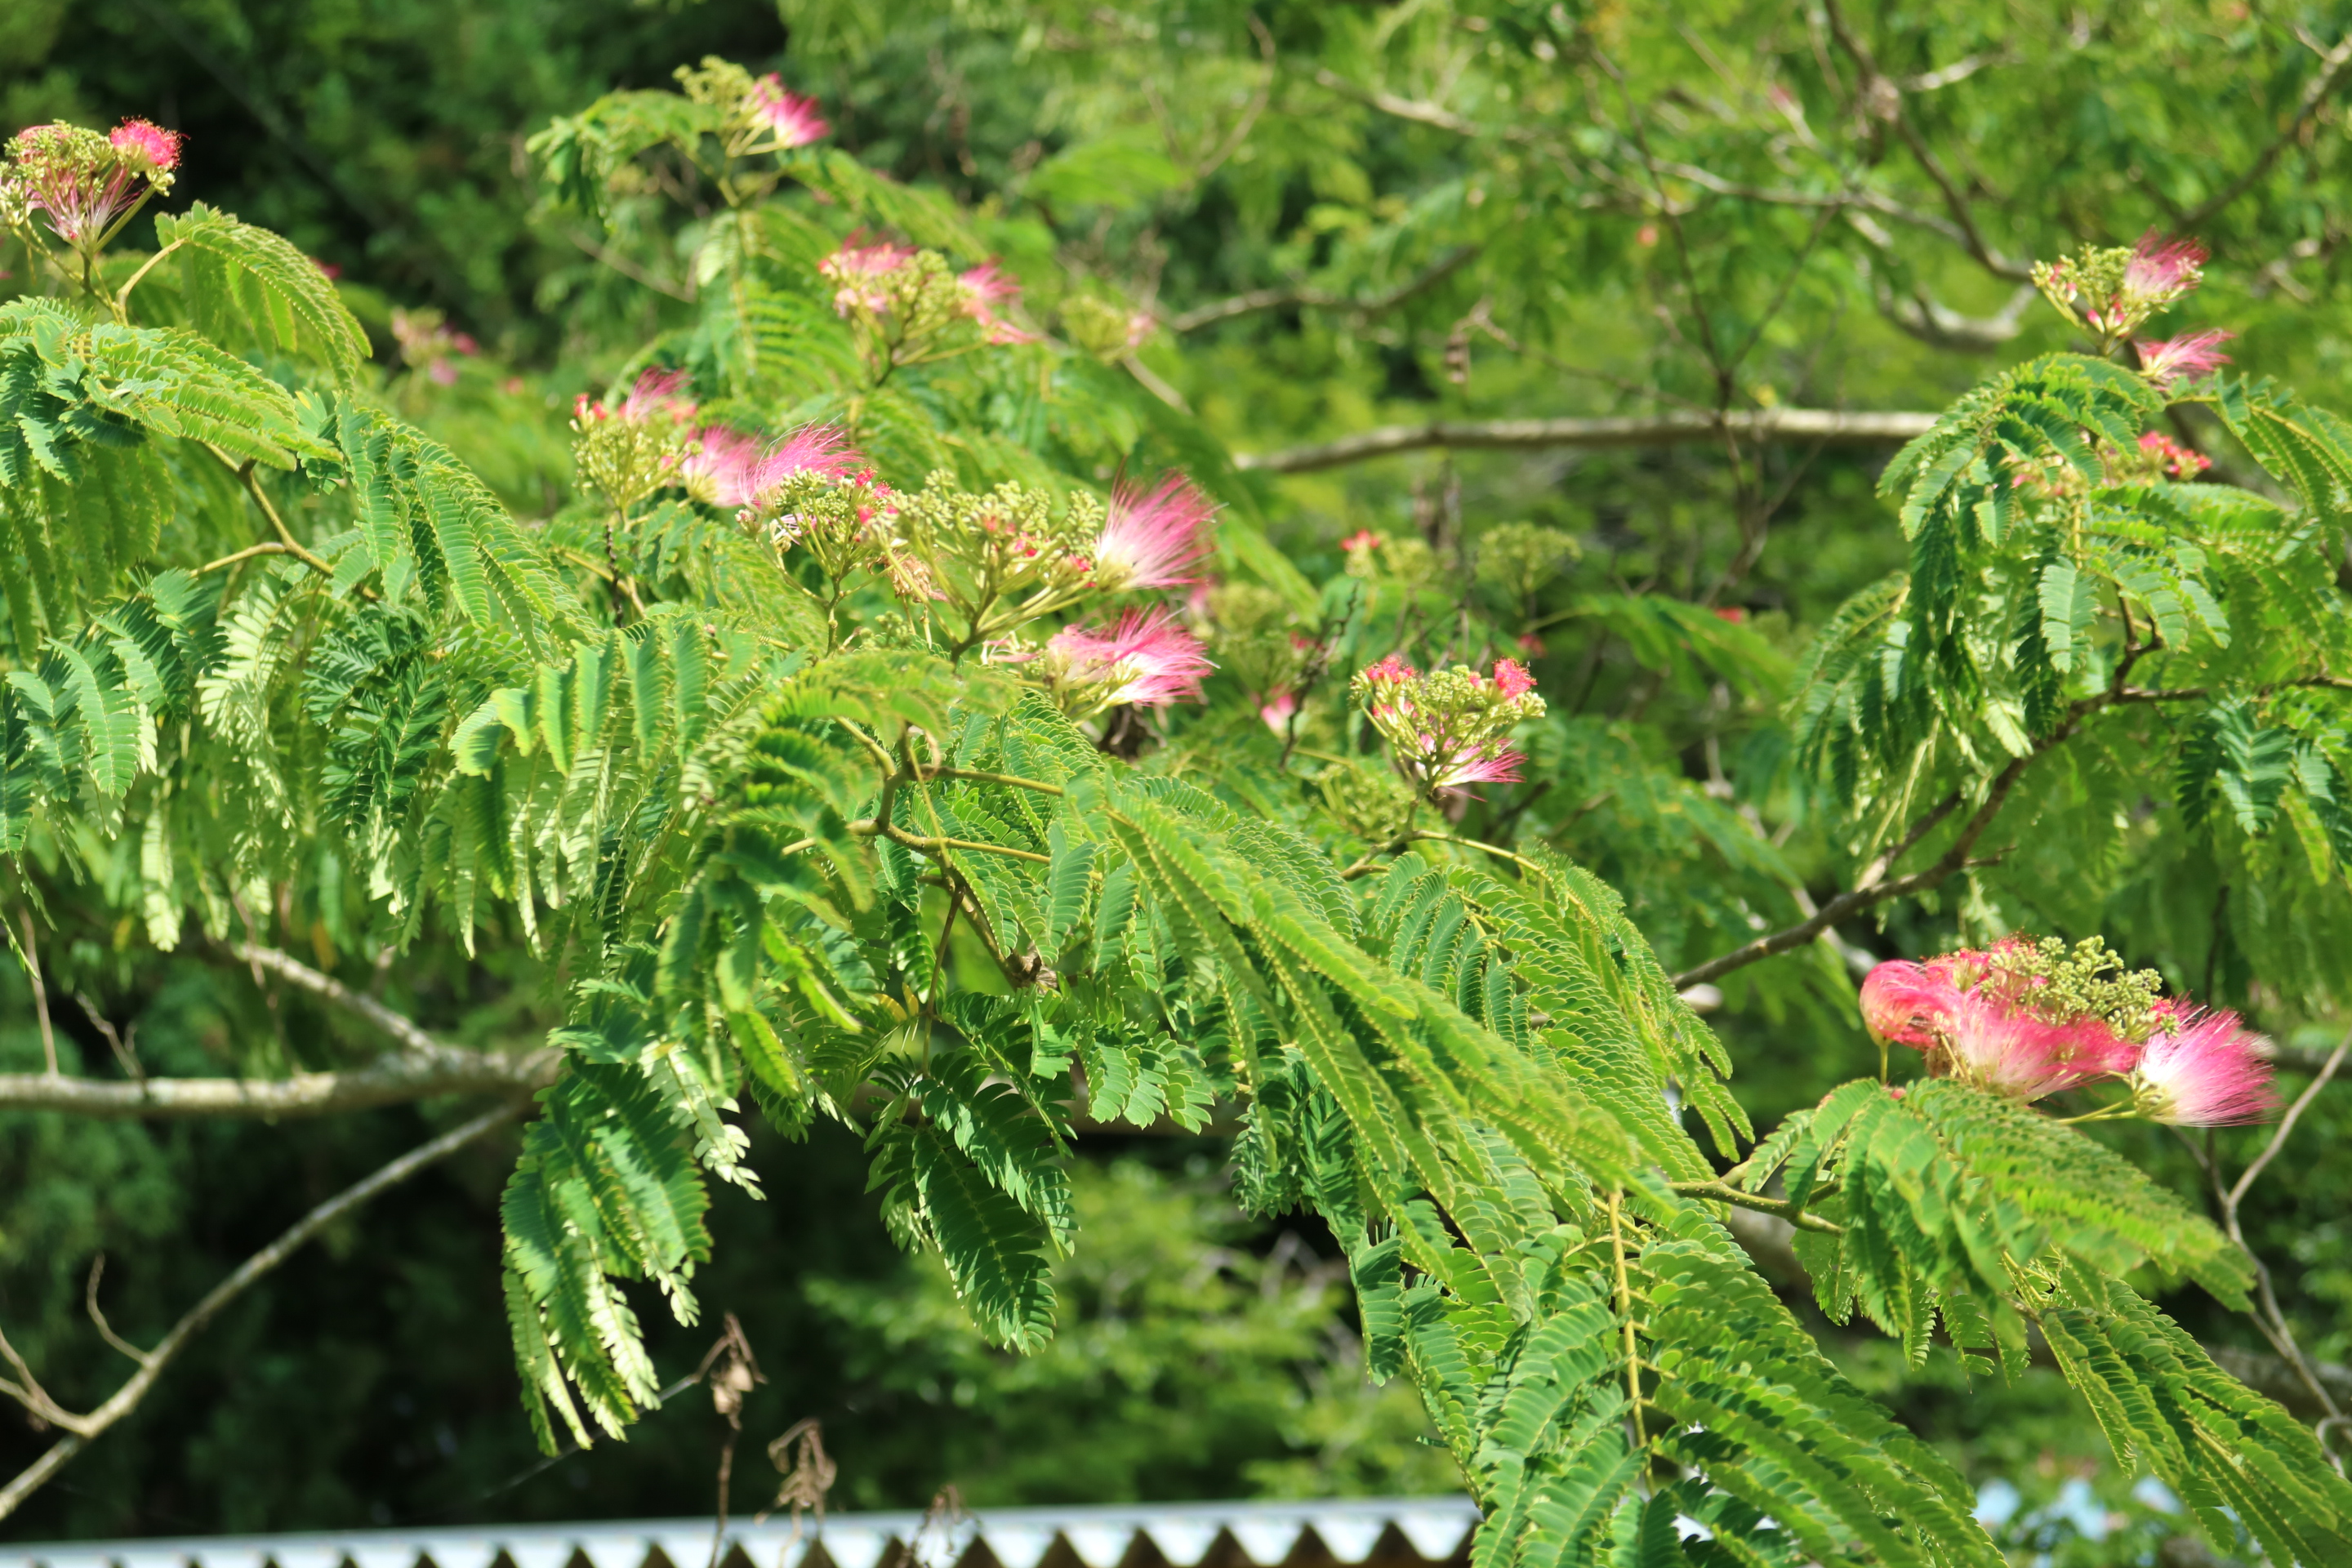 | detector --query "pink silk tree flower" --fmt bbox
[1258,691,1298,733]
[1429,742,1526,791]
[108,118,183,173]
[2134,329,2234,390]
[617,367,697,424]
[11,120,180,246]
[1091,474,1217,590]
[688,423,866,510]
[1491,657,1537,700]
[2122,231,2208,303]
[958,262,1039,345]
[1049,607,1213,709]
[1860,960,1962,1049]
[747,76,828,148]
[2131,1009,2278,1125]
[1942,992,2133,1101]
